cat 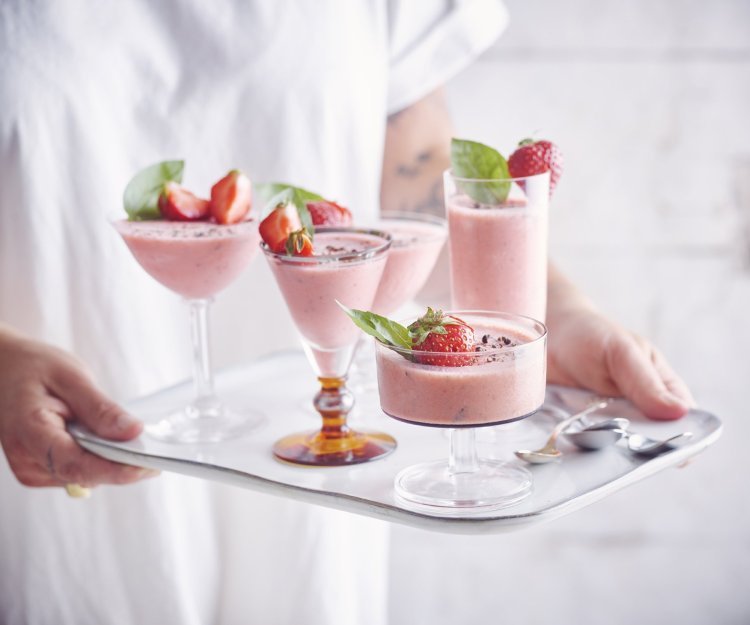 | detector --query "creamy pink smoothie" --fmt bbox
[448,194,548,321]
[371,219,446,315]
[376,317,546,427]
[114,219,260,299]
[265,231,389,377]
